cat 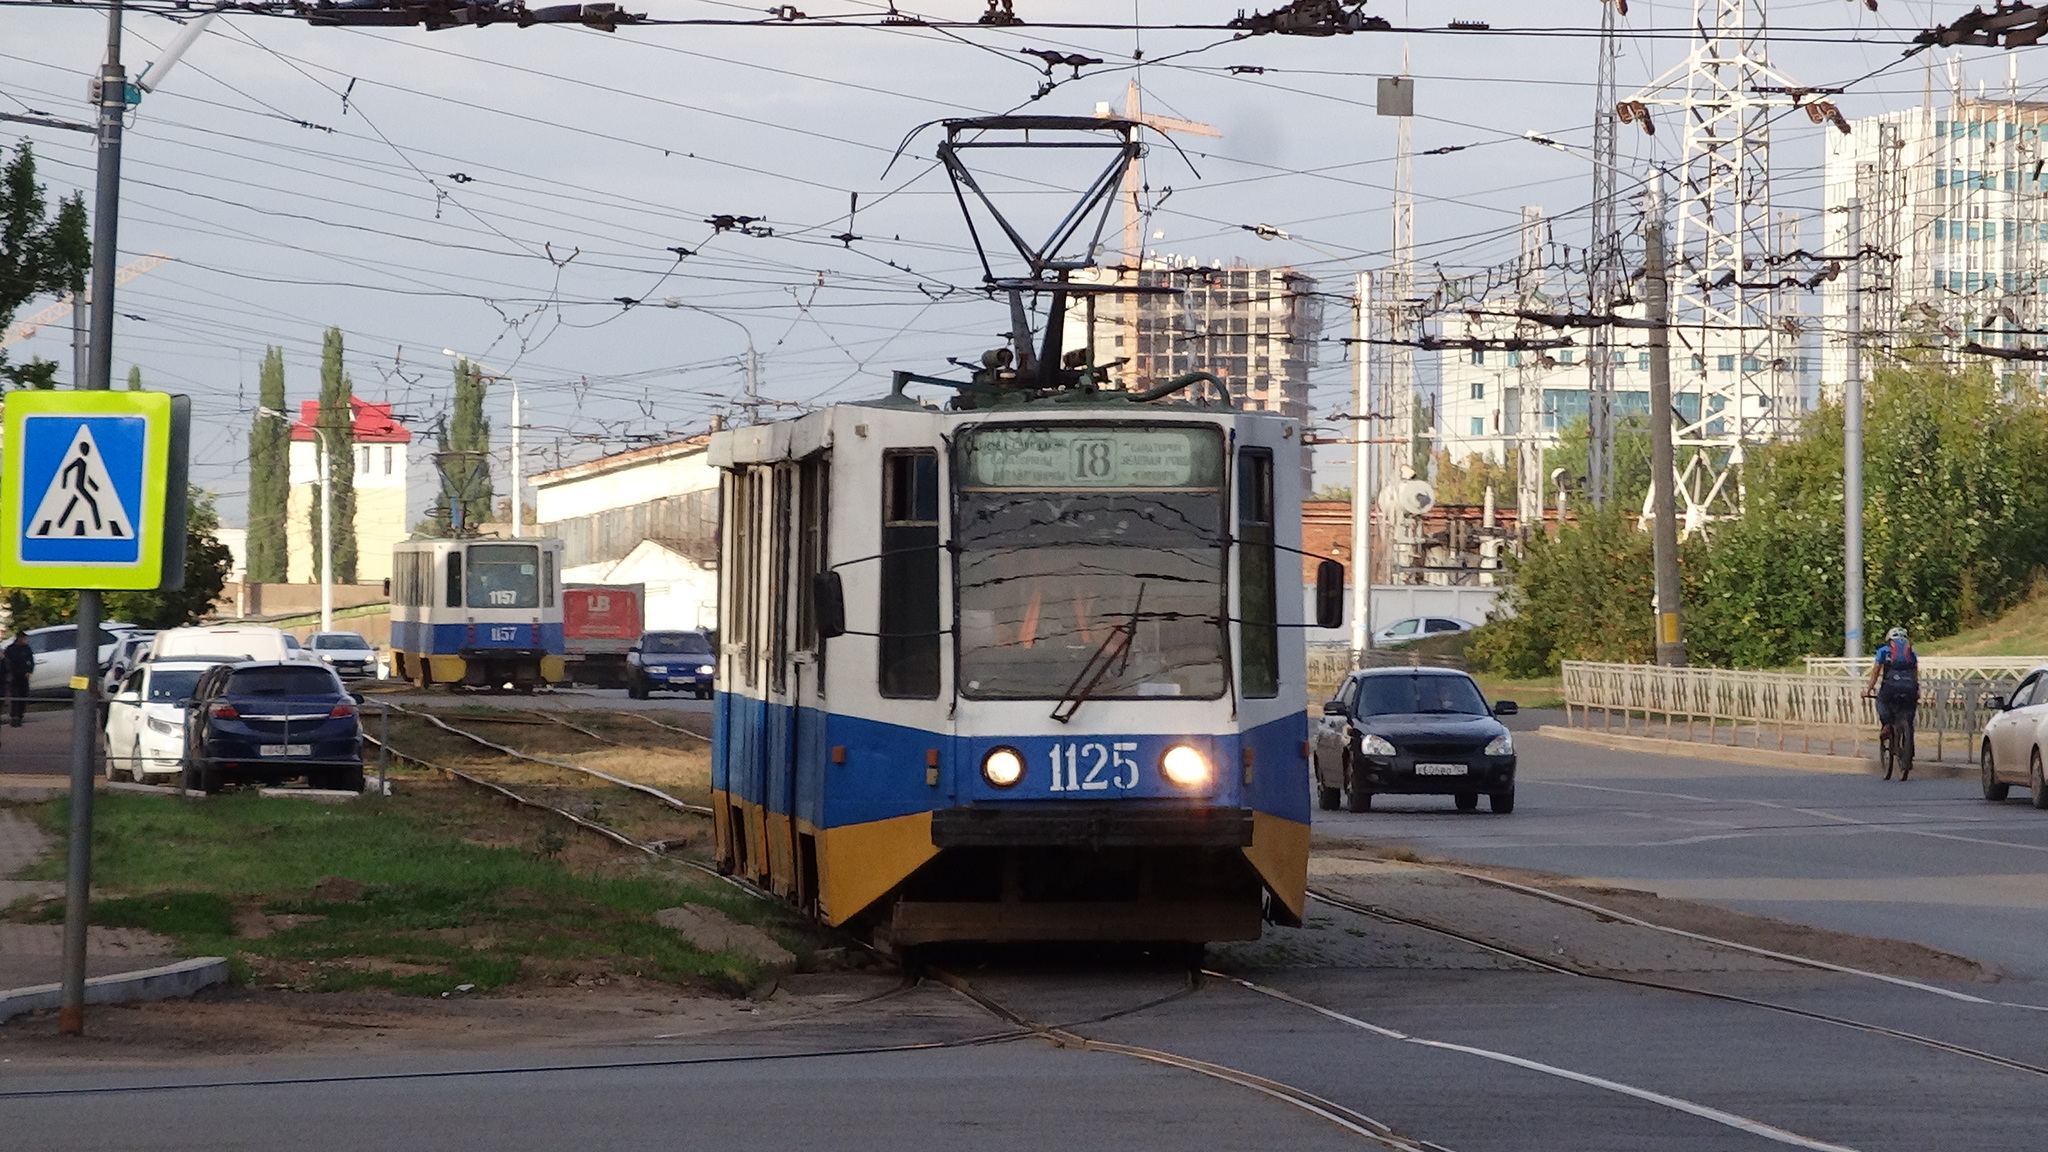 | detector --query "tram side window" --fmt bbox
[445,551,463,609]
[1238,448,1280,698]
[543,551,556,608]
[796,453,830,683]
[880,449,941,699]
